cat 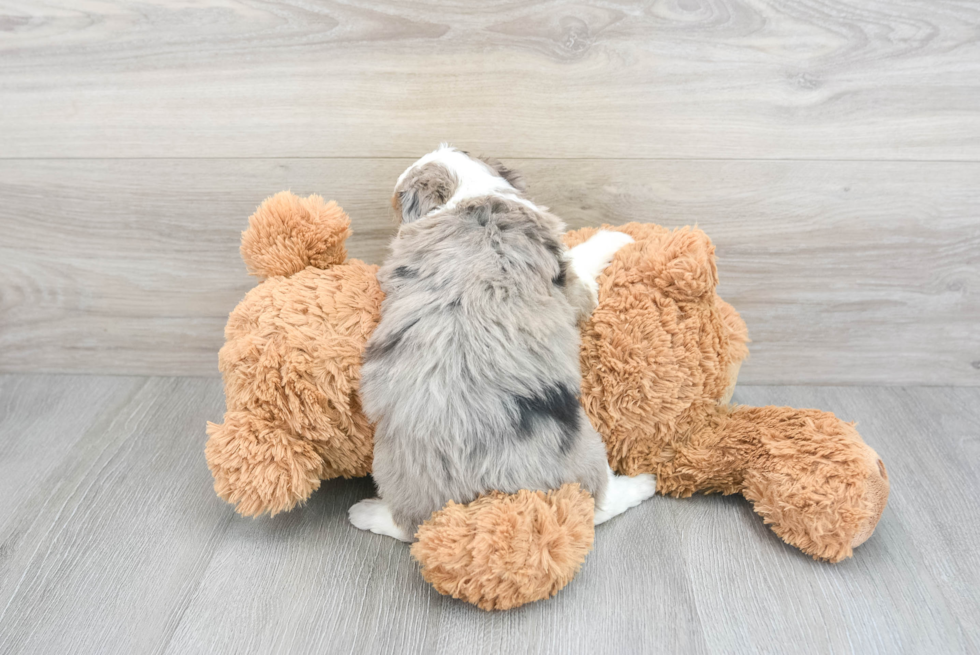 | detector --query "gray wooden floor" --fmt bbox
[0,374,976,655]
